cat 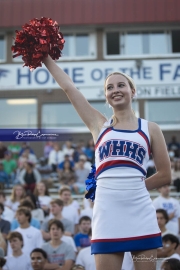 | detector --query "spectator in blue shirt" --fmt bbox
[58,154,74,170]
[74,216,91,252]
